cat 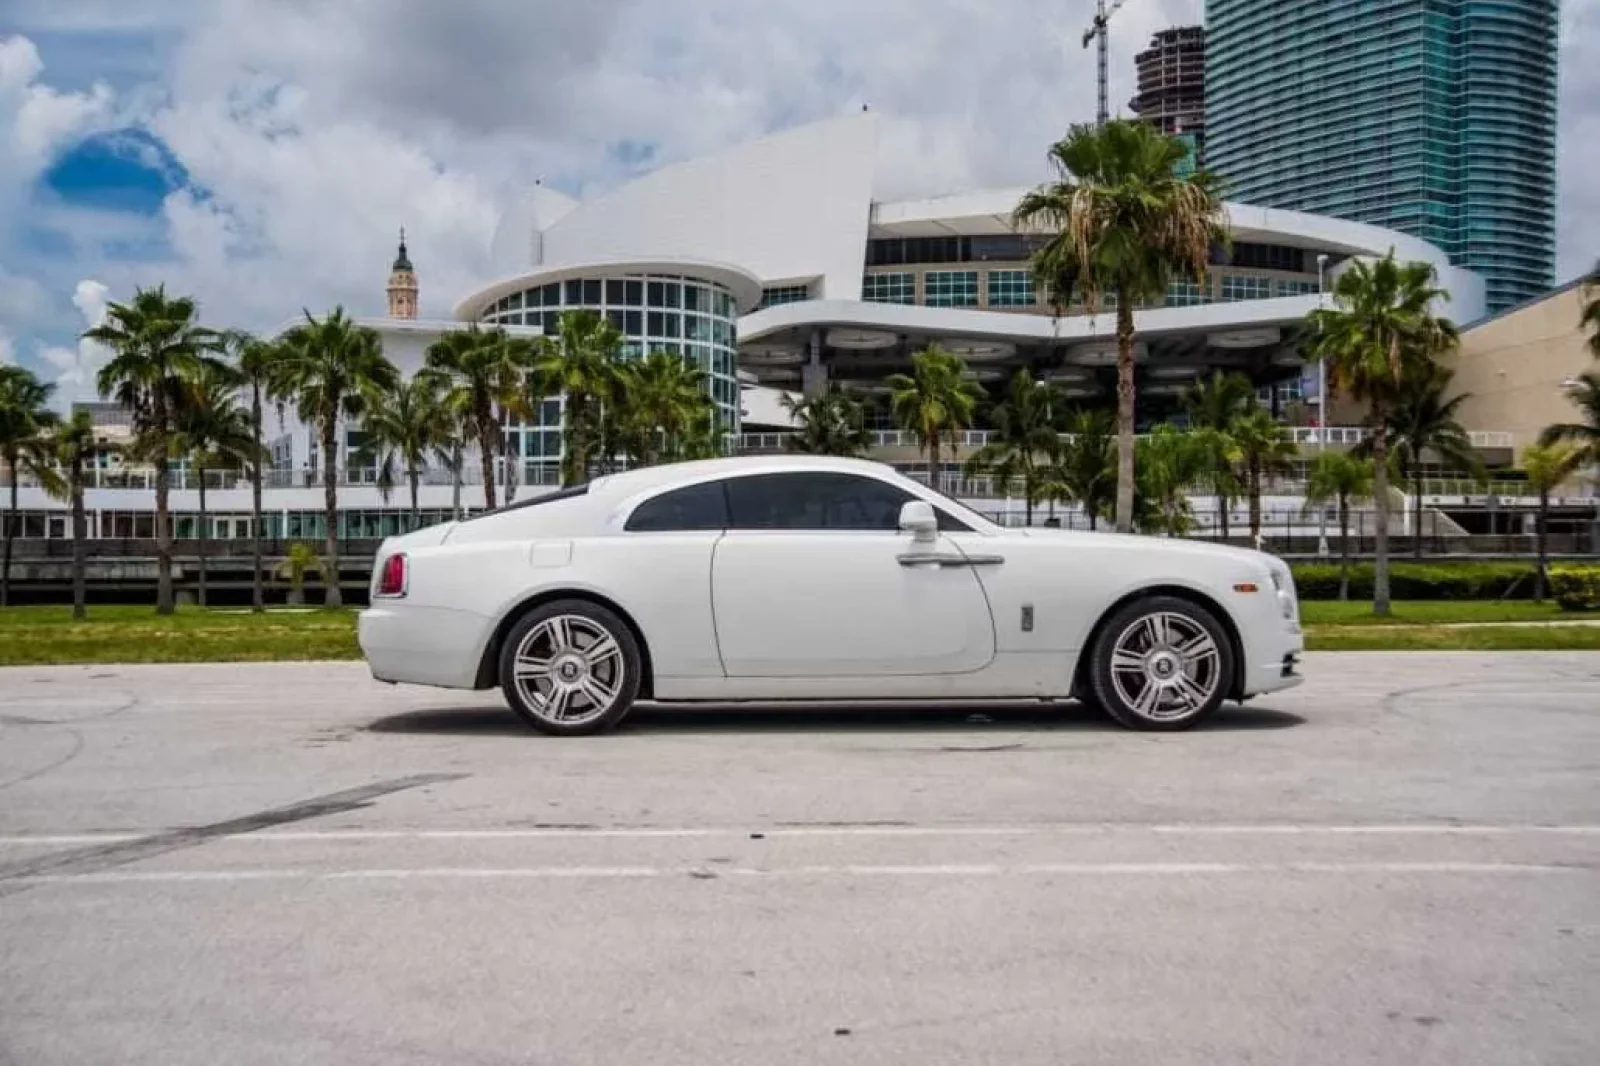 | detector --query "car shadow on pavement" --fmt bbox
[366,702,1305,737]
